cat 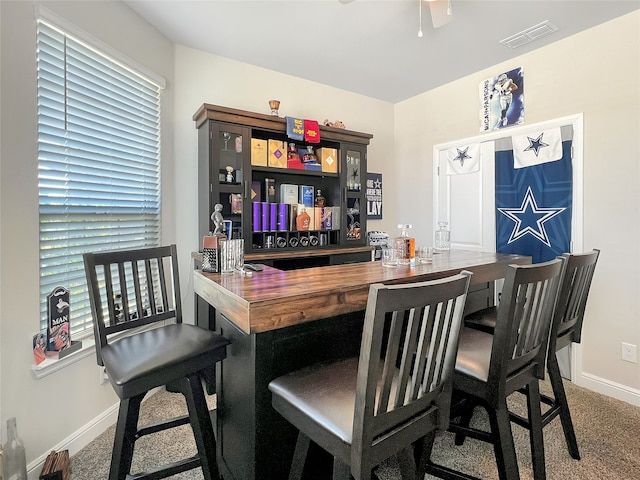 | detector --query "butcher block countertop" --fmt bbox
[193,249,531,335]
